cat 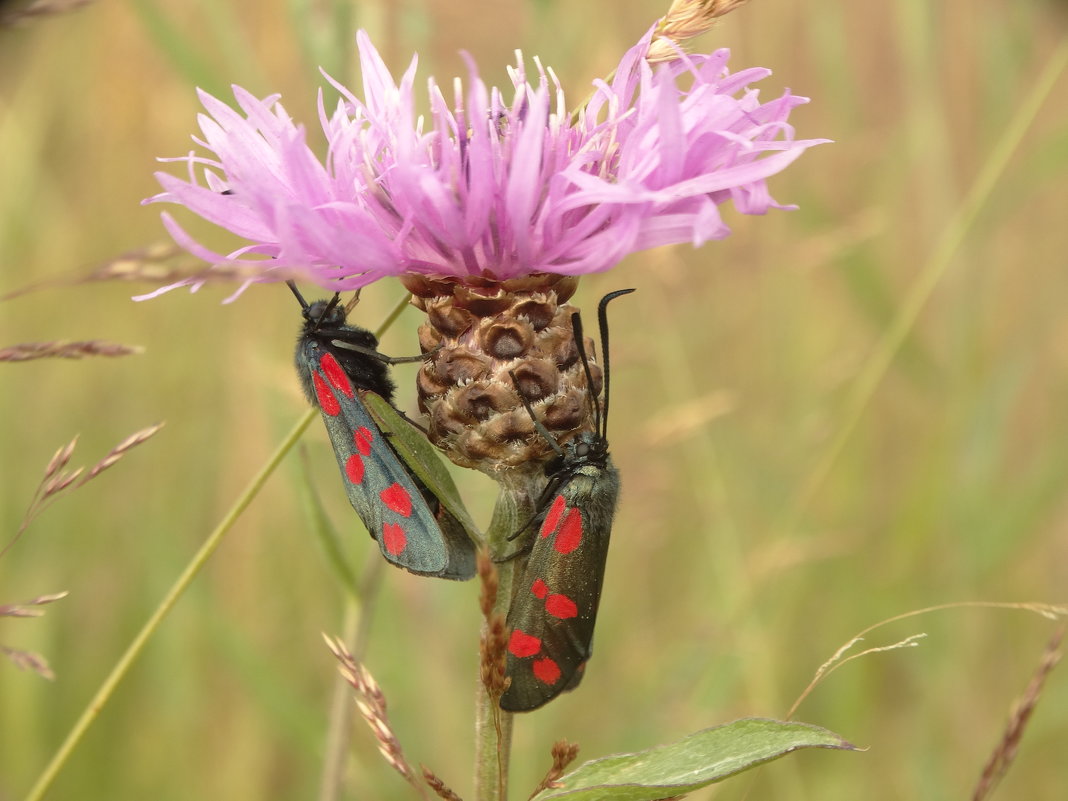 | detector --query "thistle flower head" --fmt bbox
[145,27,825,299]
[148,26,826,476]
